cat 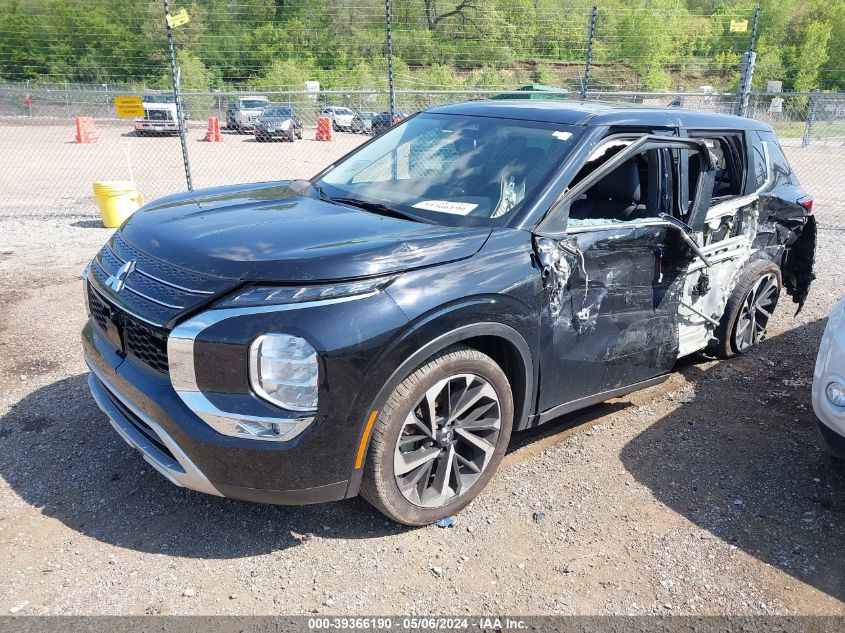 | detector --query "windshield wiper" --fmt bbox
[330,197,424,223]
